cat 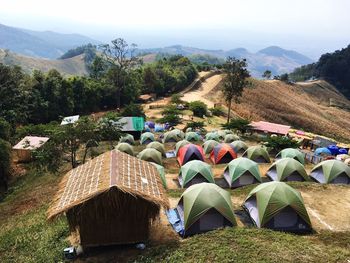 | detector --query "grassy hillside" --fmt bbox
[0,49,88,76]
[207,79,350,142]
